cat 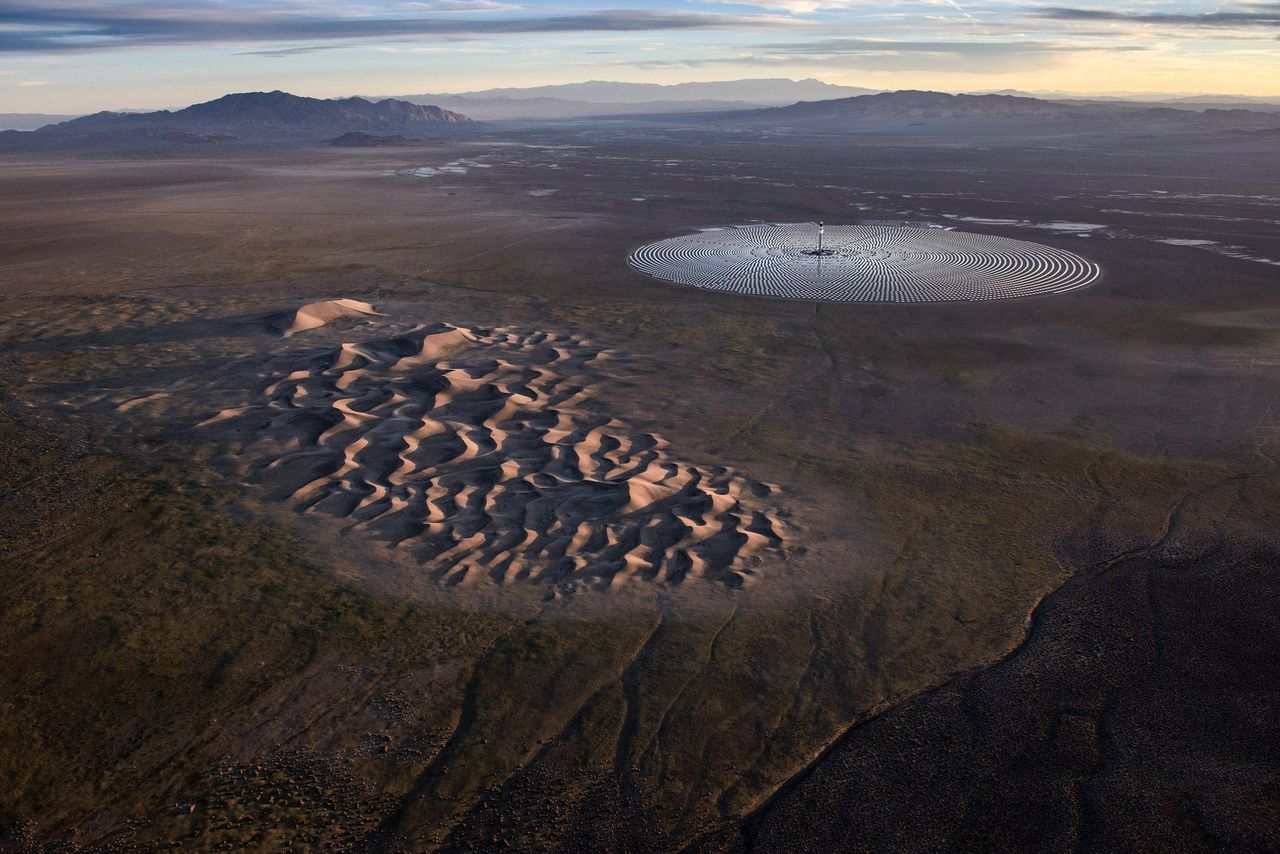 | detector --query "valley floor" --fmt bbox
[1,122,1278,850]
